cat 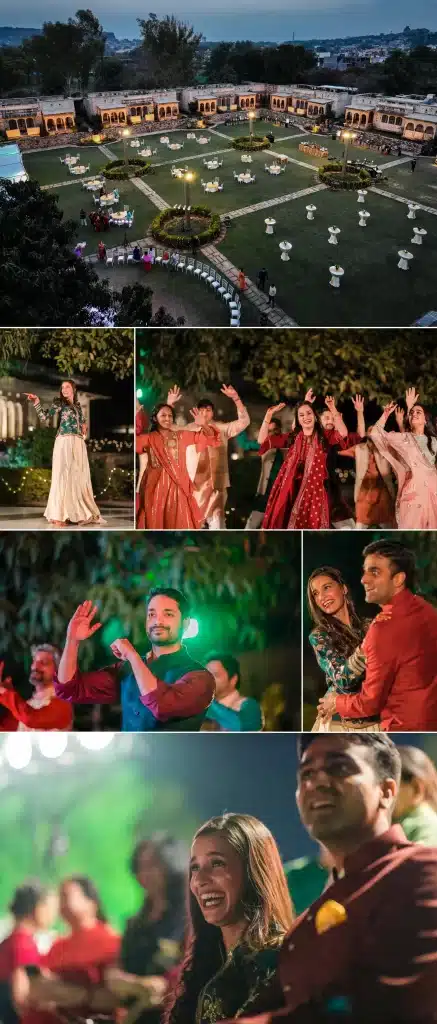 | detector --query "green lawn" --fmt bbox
[150,148,316,214]
[108,128,227,164]
[23,146,106,185]
[218,187,437,326]
[384,157,437,205]
[46,179,157,246]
